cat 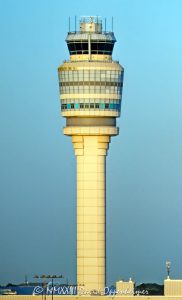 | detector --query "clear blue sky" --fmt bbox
[0,0,182,286]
